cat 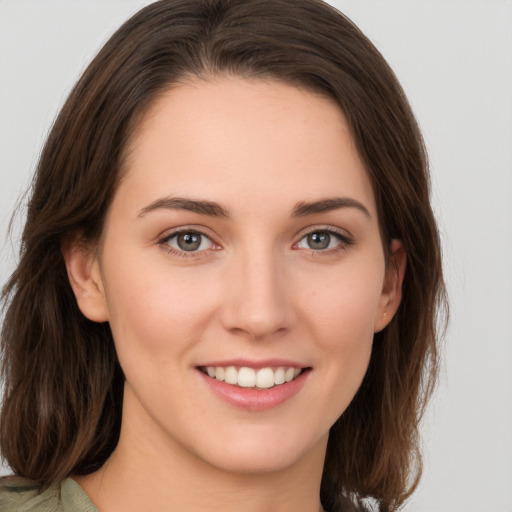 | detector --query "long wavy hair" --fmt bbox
[0,1,446,511]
